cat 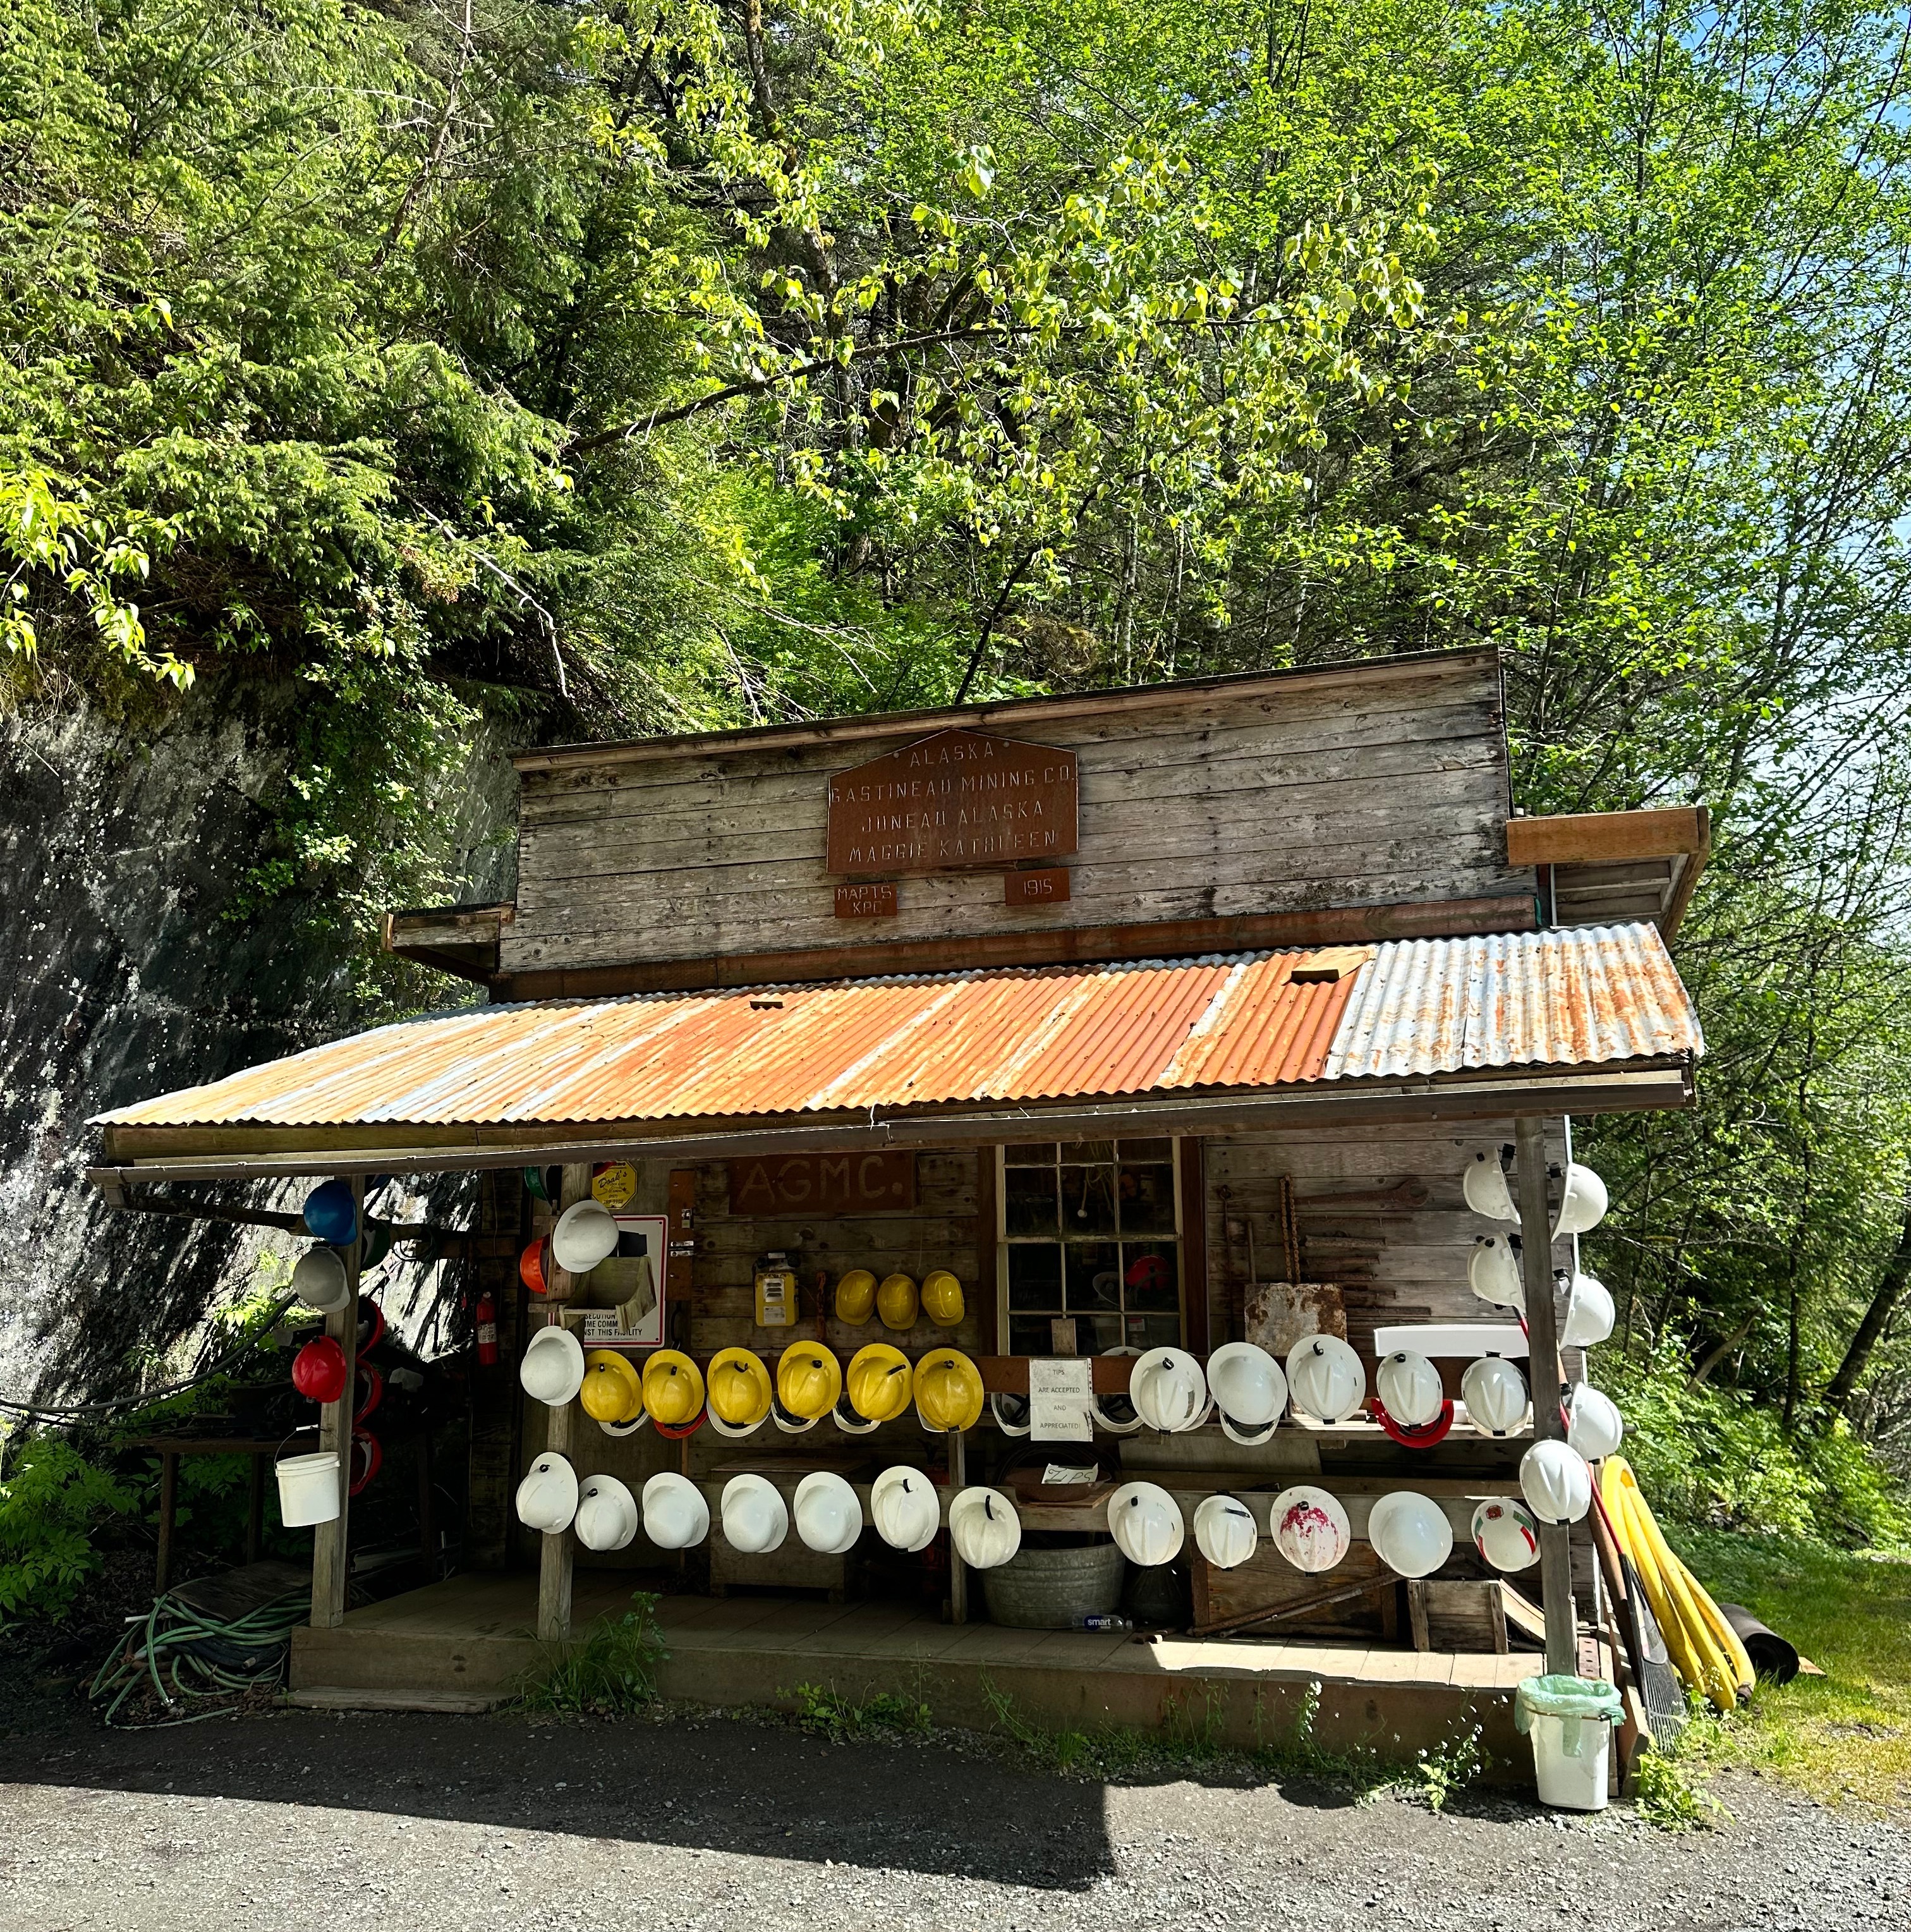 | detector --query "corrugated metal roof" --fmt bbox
[97,923,1699,1133]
